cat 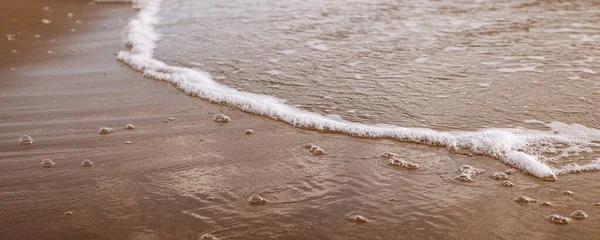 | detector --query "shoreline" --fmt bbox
[1,1,600,239]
